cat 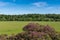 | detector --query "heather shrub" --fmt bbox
[23,23,59,40]
[54,33,60,40]
[43,25,56,39]
[23,23,41,31]
[23,23,55,32]
[14,31,52,40]
[0,34,8,40]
